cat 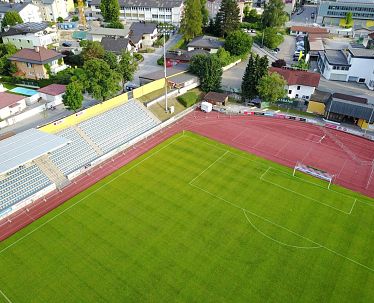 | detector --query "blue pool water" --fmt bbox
[10,87,38,96]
